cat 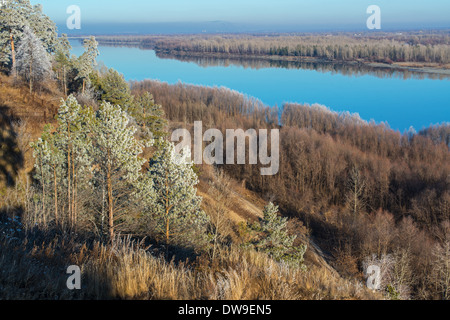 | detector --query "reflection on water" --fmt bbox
[155,53,450,81]
[95,41,450,81]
